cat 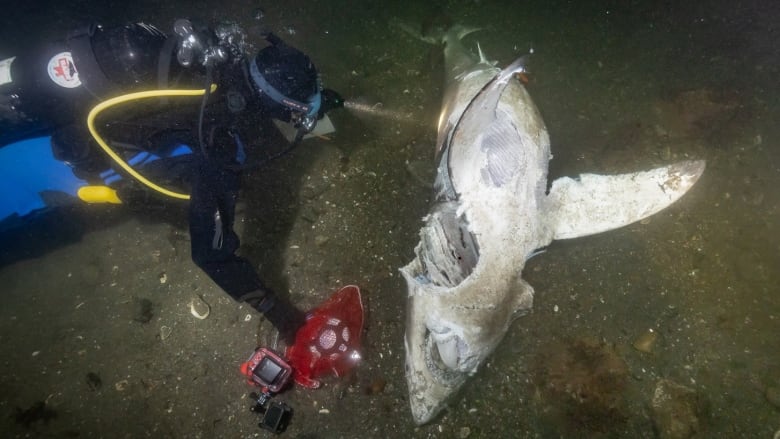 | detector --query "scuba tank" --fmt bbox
[0,23,179,148]
[0,22,196,217]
